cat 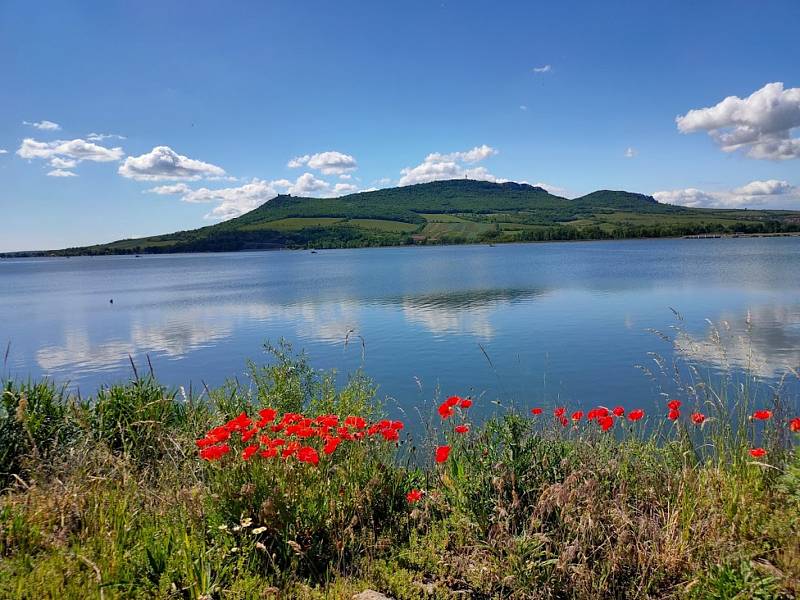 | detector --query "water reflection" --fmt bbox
[37,318,233,372]
[34,288,549,372]
[400,288,546,339]
[3,238,798,408]
[674,304,800,378]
